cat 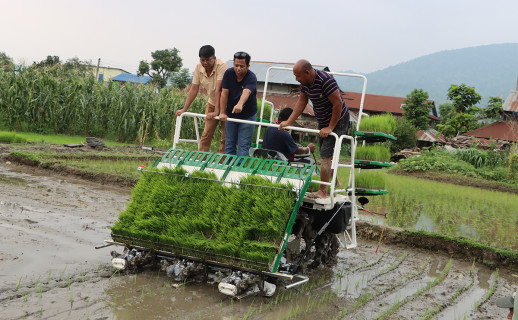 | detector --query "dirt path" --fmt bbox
[0,161,516,320]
